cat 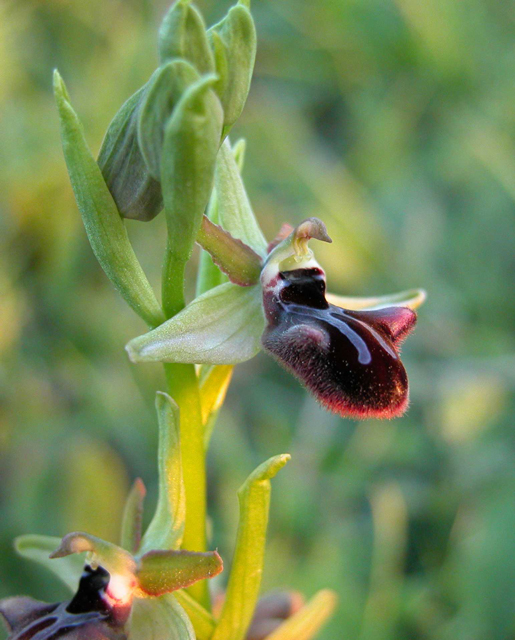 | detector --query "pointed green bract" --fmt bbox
[138,549,222,596]
[120,478,146,554]
[265,590,338,640]
[138,60,200,180]
[215,139,268,257]
[14,535,83,593]
[212,454,291,640]
[53,71,164,327]
[130,593,195,640]
[161,76,223,318]
[97,78,163,222]
[326,288,427,311]
[126,282,264,365]
[139,393,185,555]
[158,0,215,74]
[209,4,256,133]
